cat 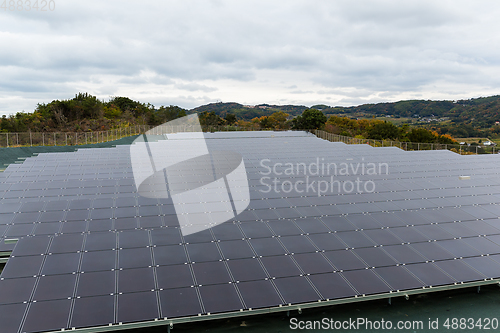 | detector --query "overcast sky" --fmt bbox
[2,0,500,116]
